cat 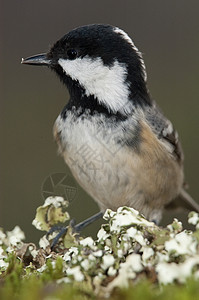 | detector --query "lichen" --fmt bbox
[1,197,199,298]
